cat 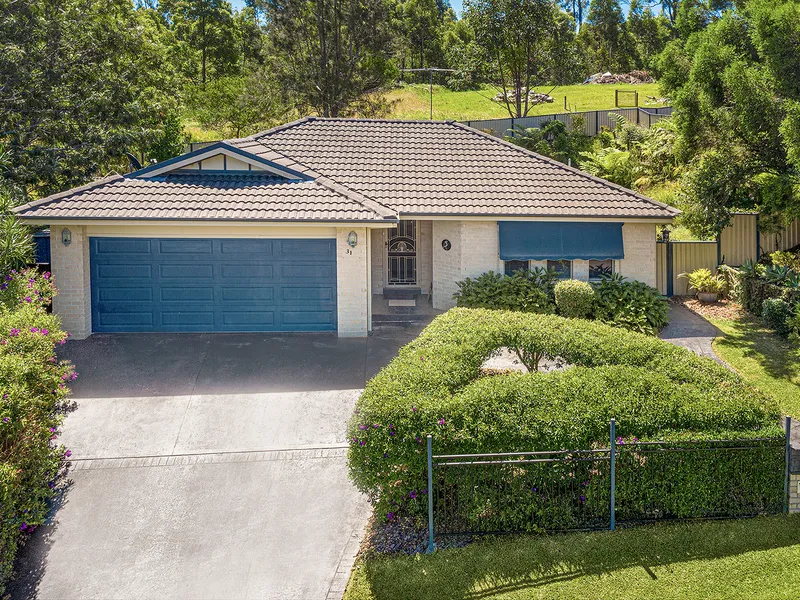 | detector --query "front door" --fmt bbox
[387,221,417,285]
